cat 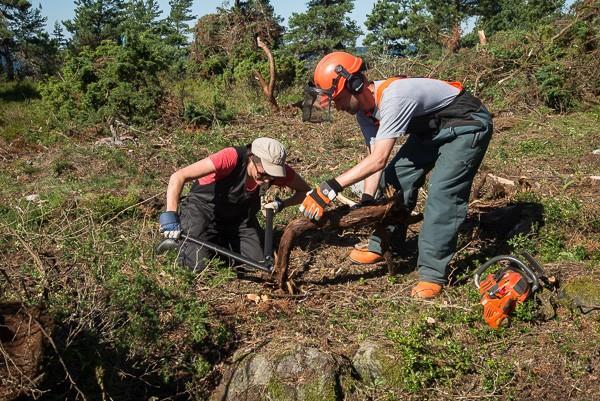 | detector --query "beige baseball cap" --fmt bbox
[251,137,287,177]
